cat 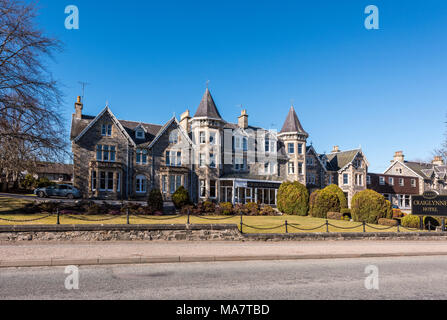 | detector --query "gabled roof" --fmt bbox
[326,149,362,171]
[280,106,308,136]
[73,107,137,147]
[148,117,194,149]
[194,88,222,119]
[306,145,327,172]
